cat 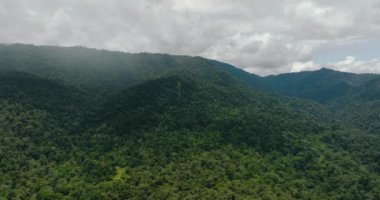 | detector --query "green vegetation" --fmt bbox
[255,68,380,133]
[1,44,380,199]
